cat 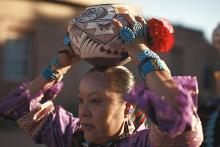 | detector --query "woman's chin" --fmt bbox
[83,130,97,142]
[84,132,106,145]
